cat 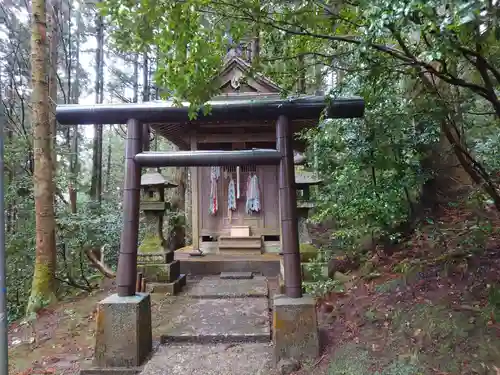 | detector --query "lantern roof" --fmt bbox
[140,170,178,188]
[295,170,322,186]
